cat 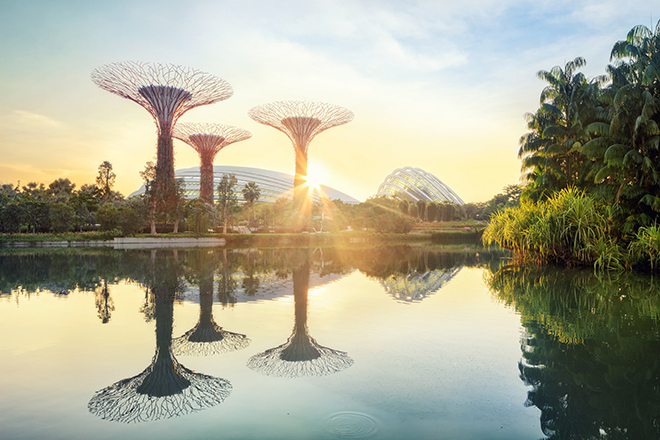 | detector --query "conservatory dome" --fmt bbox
[376,167,464,205]
[130,165,360,204]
